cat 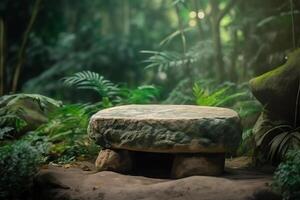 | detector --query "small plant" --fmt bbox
[192,82,261,115]
[193,82,248,107]
[0,138,46,199]
[273,150,300,200]
[34,104,99,162]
